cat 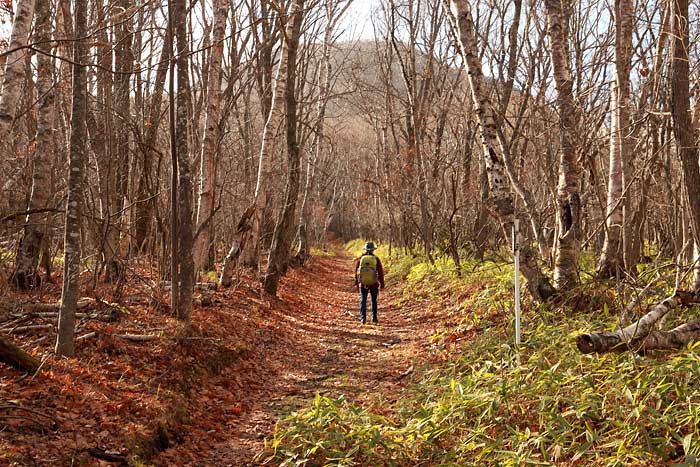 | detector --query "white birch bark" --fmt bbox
[446,0,556,302]
[56,0,88,357]
[0,0,36,143]
[576,293,700,353]
[193,0,230,273]
[240,8,290,269]
[544,0,582,291]
[11,0,55,288]
[599,0,634,279]
[263,0,305,295]
[219,205,255,287]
